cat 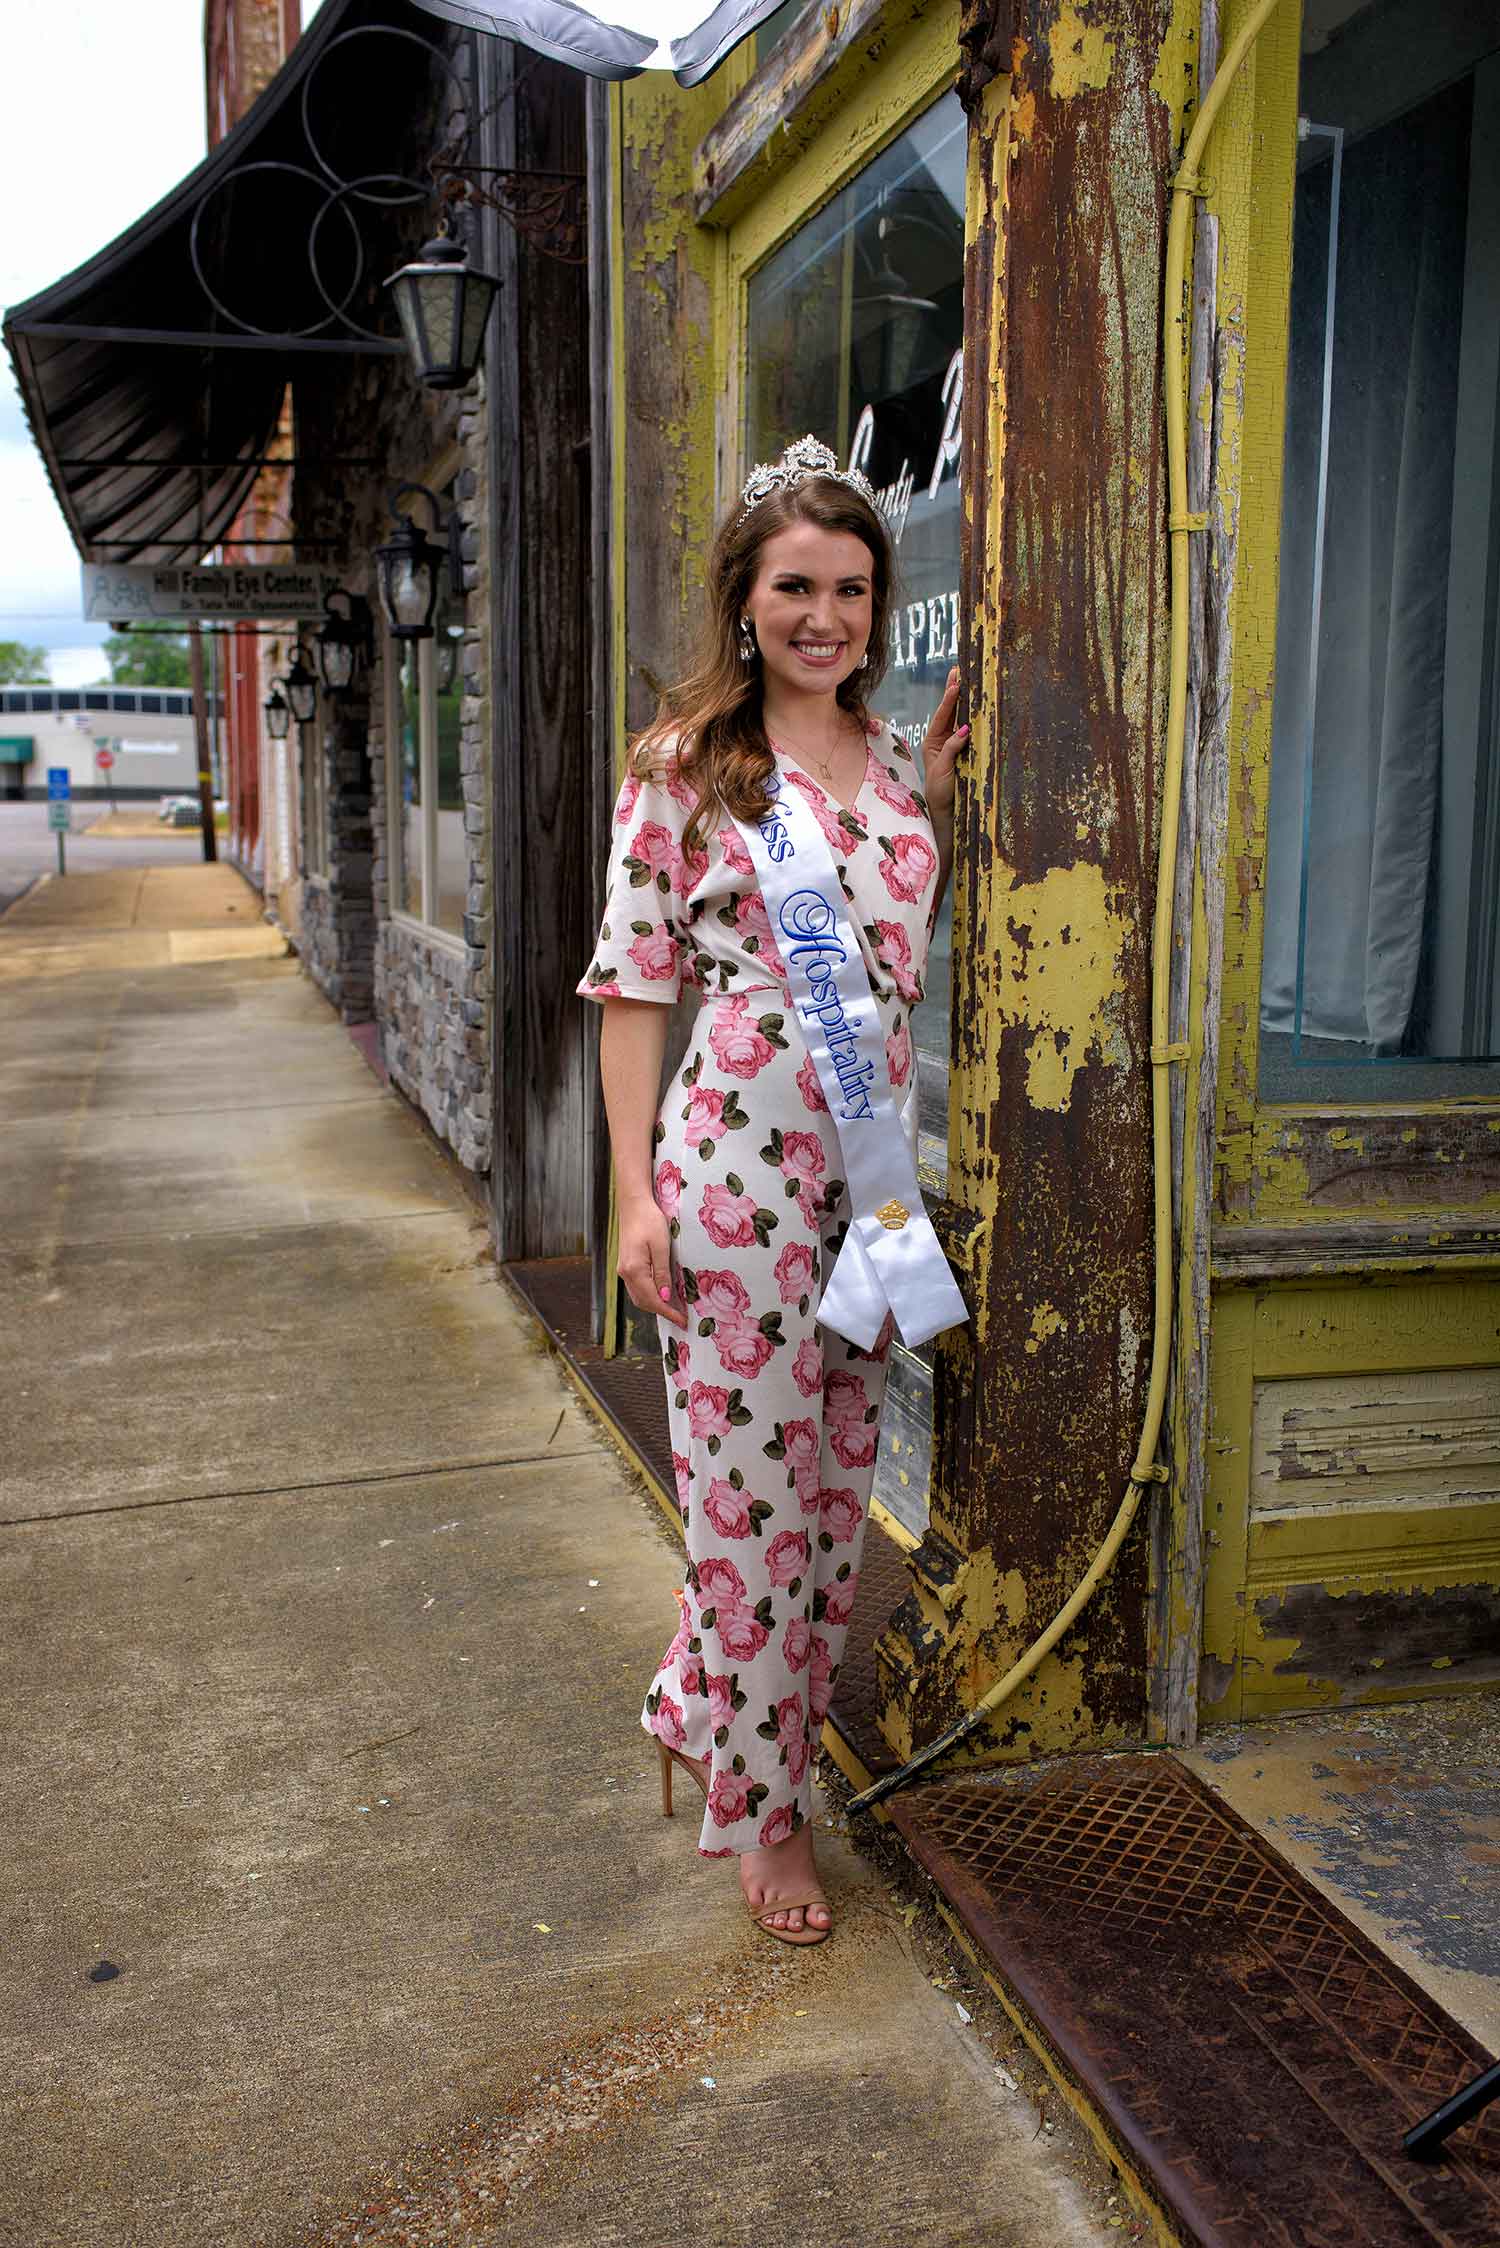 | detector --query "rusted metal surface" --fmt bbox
[956,0,1014,117]
[893,1753,1500,2245]
[885,0,1182,1767]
